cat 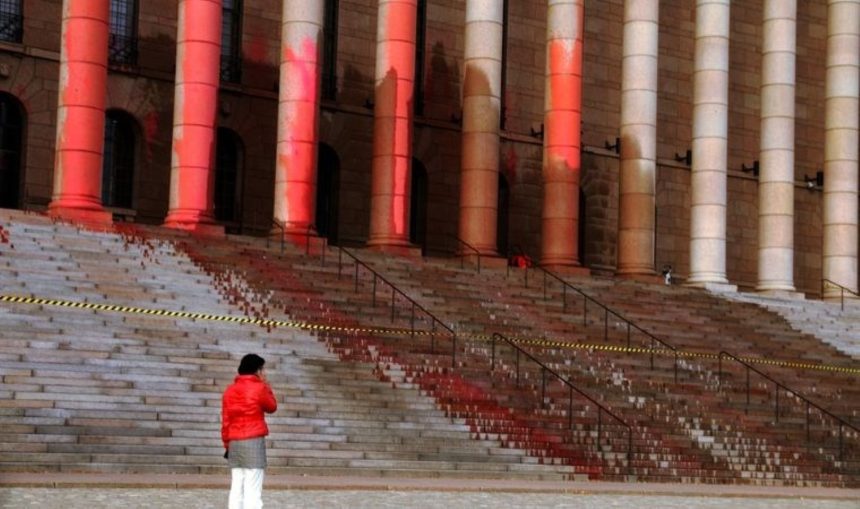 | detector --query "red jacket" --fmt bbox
[221,375,277,448]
